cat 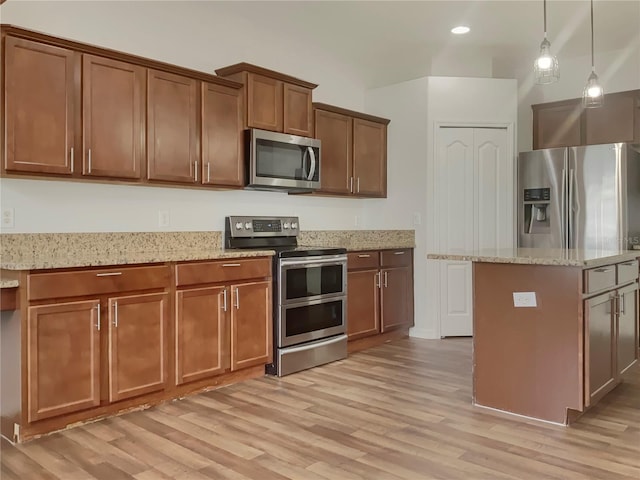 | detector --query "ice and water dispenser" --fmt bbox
[523,188,551,234]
